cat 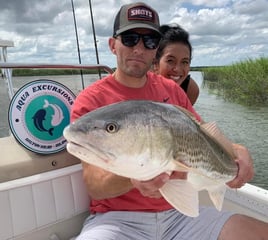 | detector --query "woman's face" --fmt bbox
[155,42,191,85]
